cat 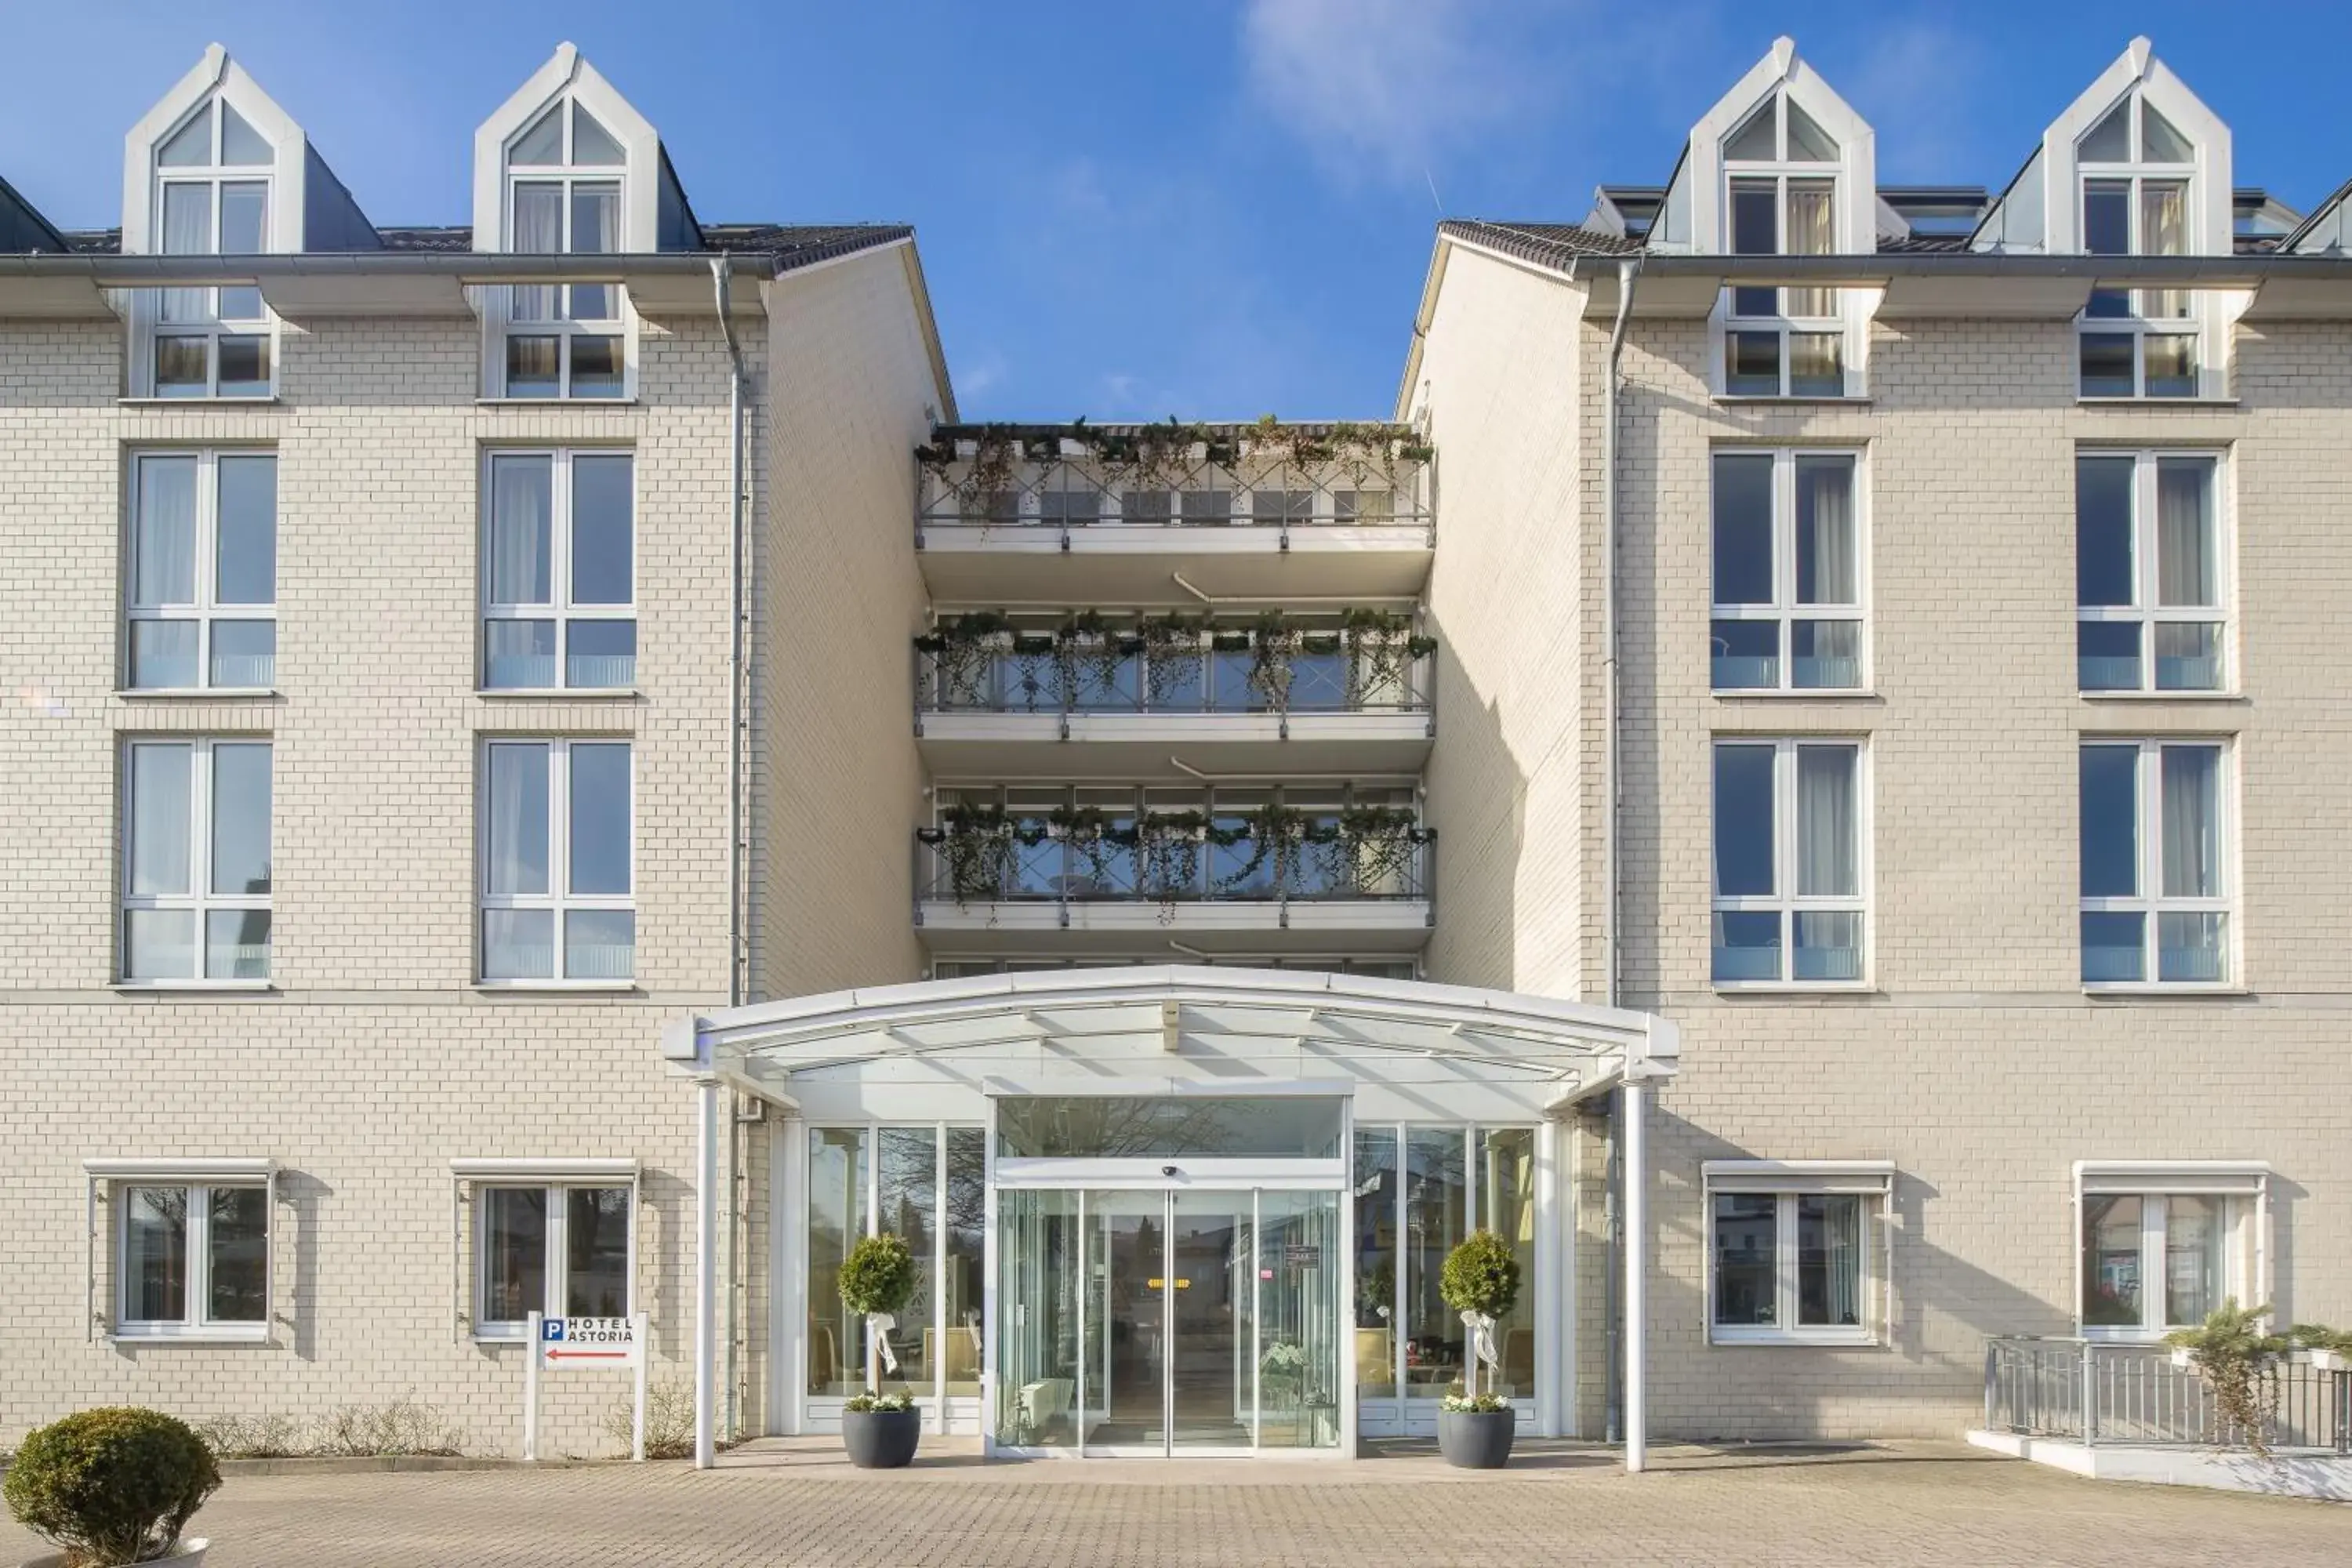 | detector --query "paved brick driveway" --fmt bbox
[4,1441,2343,1566]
